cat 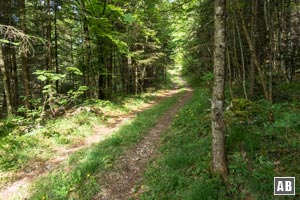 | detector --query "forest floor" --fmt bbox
[0,79,190,199]
[93,88,193,200]
[2,79,300,200]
